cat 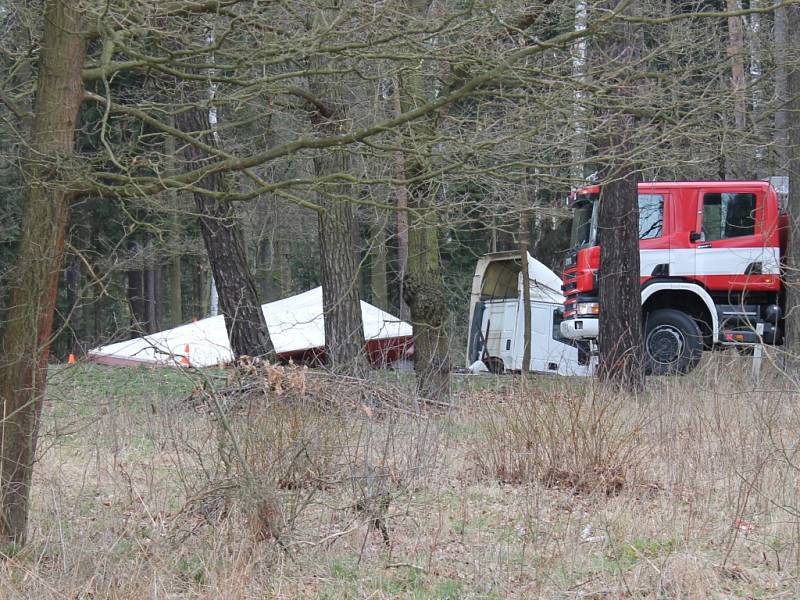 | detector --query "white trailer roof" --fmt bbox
[88,287,412,367]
